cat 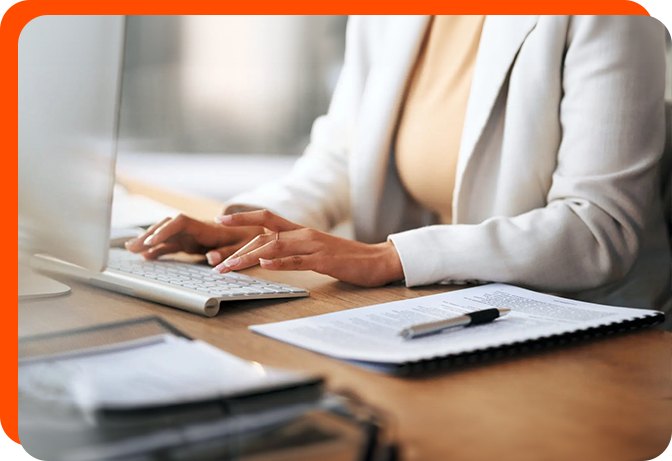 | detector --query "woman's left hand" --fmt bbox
[212,210,404,287]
